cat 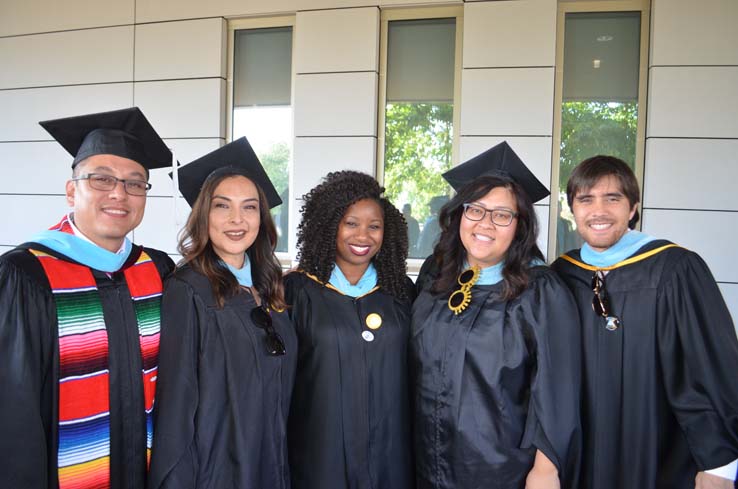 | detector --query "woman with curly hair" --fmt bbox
[148,138,297,489]
[285,170,414,489]
[411,142,581,489]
